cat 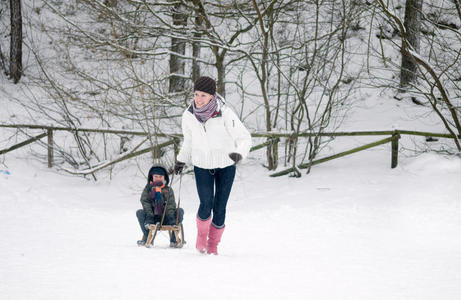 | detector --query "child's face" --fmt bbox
[152,174,165,183]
